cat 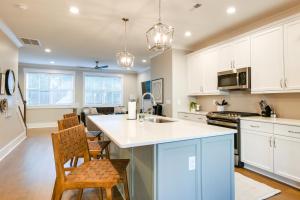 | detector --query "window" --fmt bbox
[25,69,75,107]
[84,74,123,106]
